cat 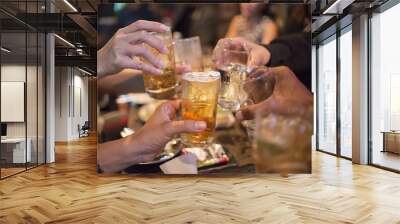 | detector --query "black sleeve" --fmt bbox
[265,32,311,90]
